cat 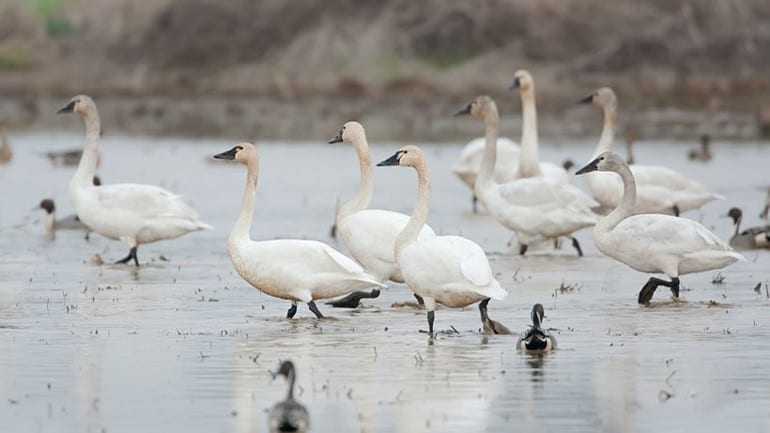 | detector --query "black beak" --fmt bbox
[509,77,521,91]
[328,129,343,144]
[58,101,76,114]
[577,94,594,105]
[213,147,239,160]
[454,103,472,116]
[376,151,401,167]
[575,157,600,175]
